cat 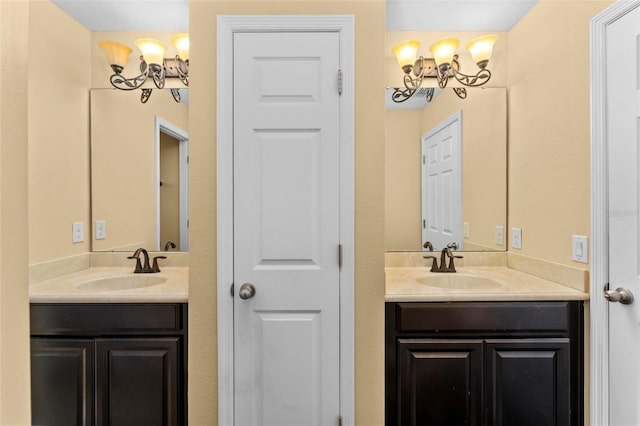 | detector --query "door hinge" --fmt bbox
[338,244,343,268]
[230,283,234,297]
[338,69,343,95]
[338,415,343,426]
[423,155,426,165]
[423,219,426,229]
